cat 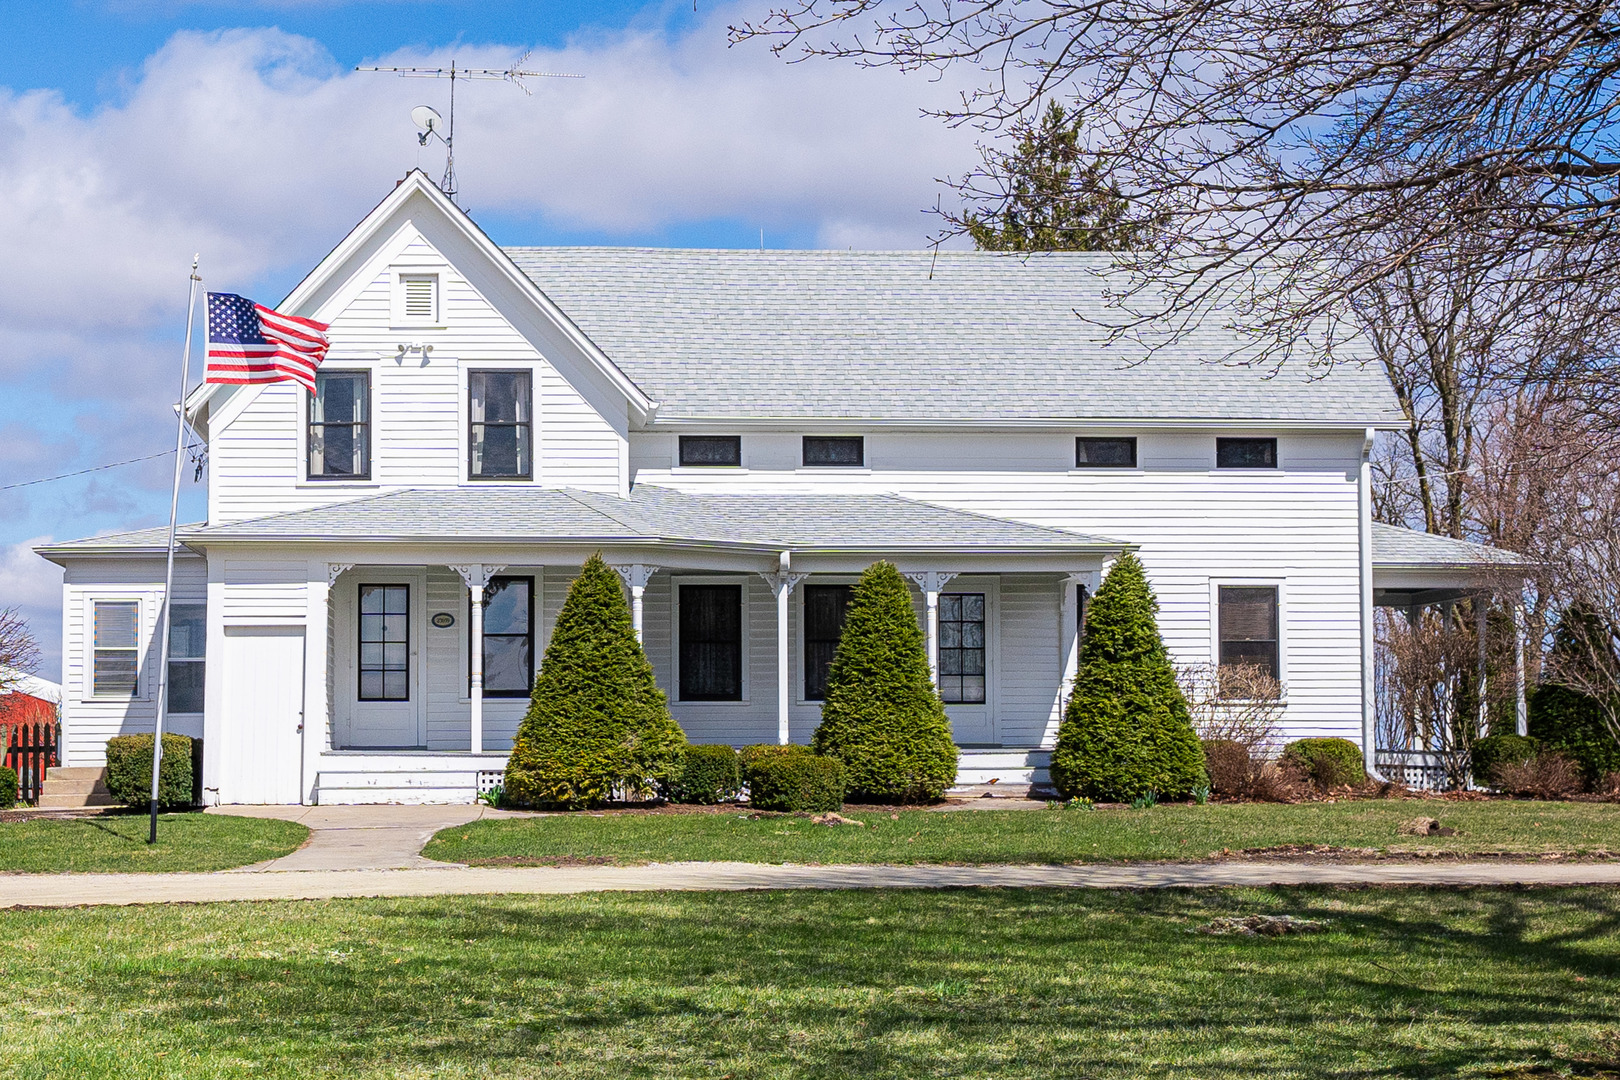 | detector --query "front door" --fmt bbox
[221,626,305,803]
[939,589,995,745]
[337,575,426,748]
